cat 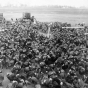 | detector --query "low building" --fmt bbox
[23,12,31,19]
